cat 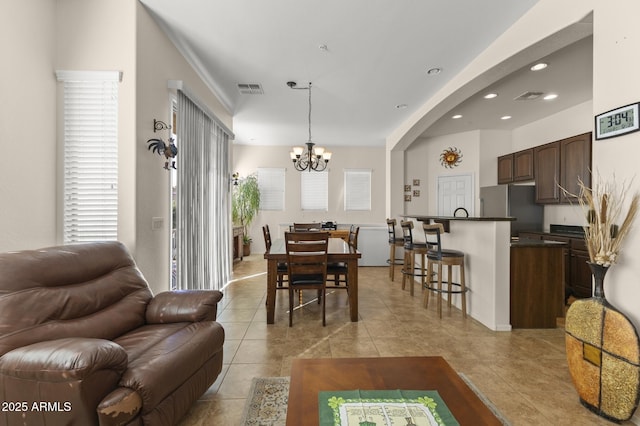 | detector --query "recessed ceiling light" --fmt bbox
[543,93,558,100]
[395,104,408,109]
[501,115,512,120]
[426,67,442,75]
[530,62,548,71]
[484,93,498,99]
[452,114,462,119]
